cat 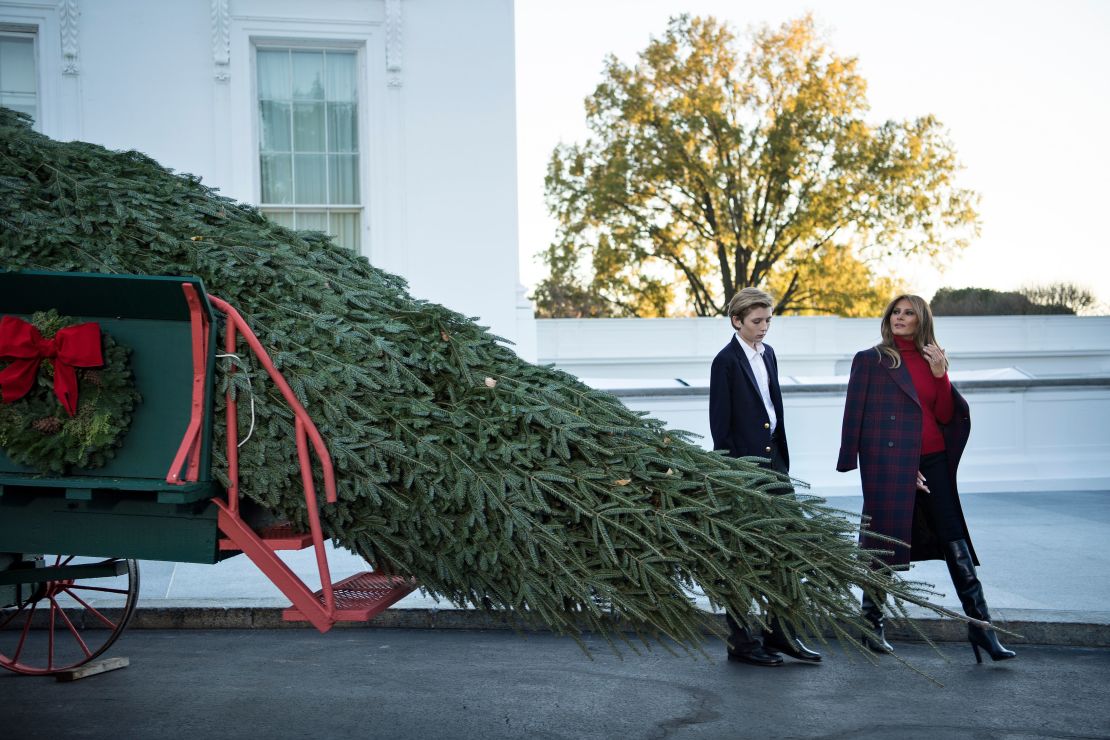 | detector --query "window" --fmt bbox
[256,48,361,250]
[0,31,37,125]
